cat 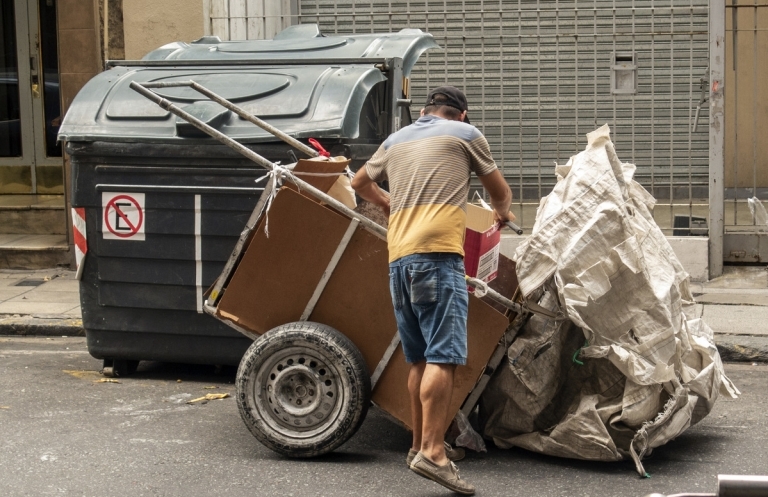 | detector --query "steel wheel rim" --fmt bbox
[254,346,345,438]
